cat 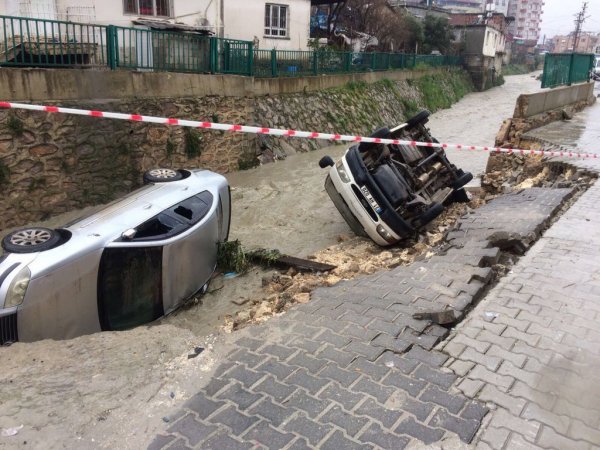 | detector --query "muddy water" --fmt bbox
[0,73,546,449]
